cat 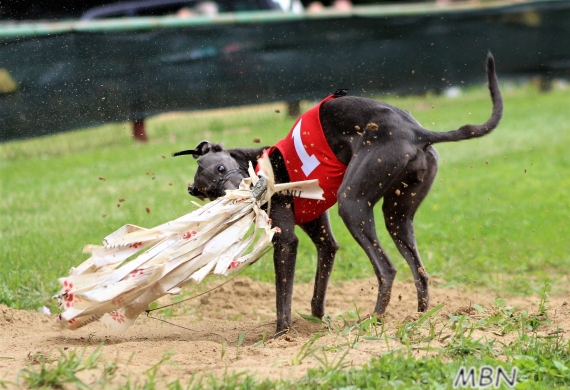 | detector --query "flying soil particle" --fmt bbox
[98,177,106,181]
[253,138,261,143]
[146,207,151,213]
